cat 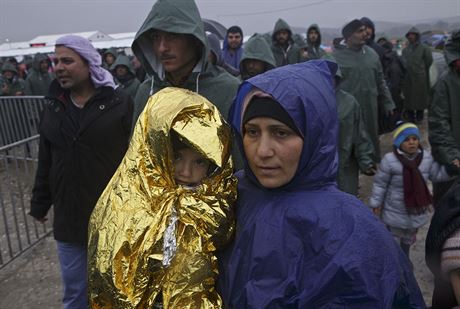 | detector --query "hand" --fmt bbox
[386,109,394,117]
[1,83,10,95]
[363,165,377,176]
[35,217,48,223]
[372,207,381,217]
[453,159,460,168]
